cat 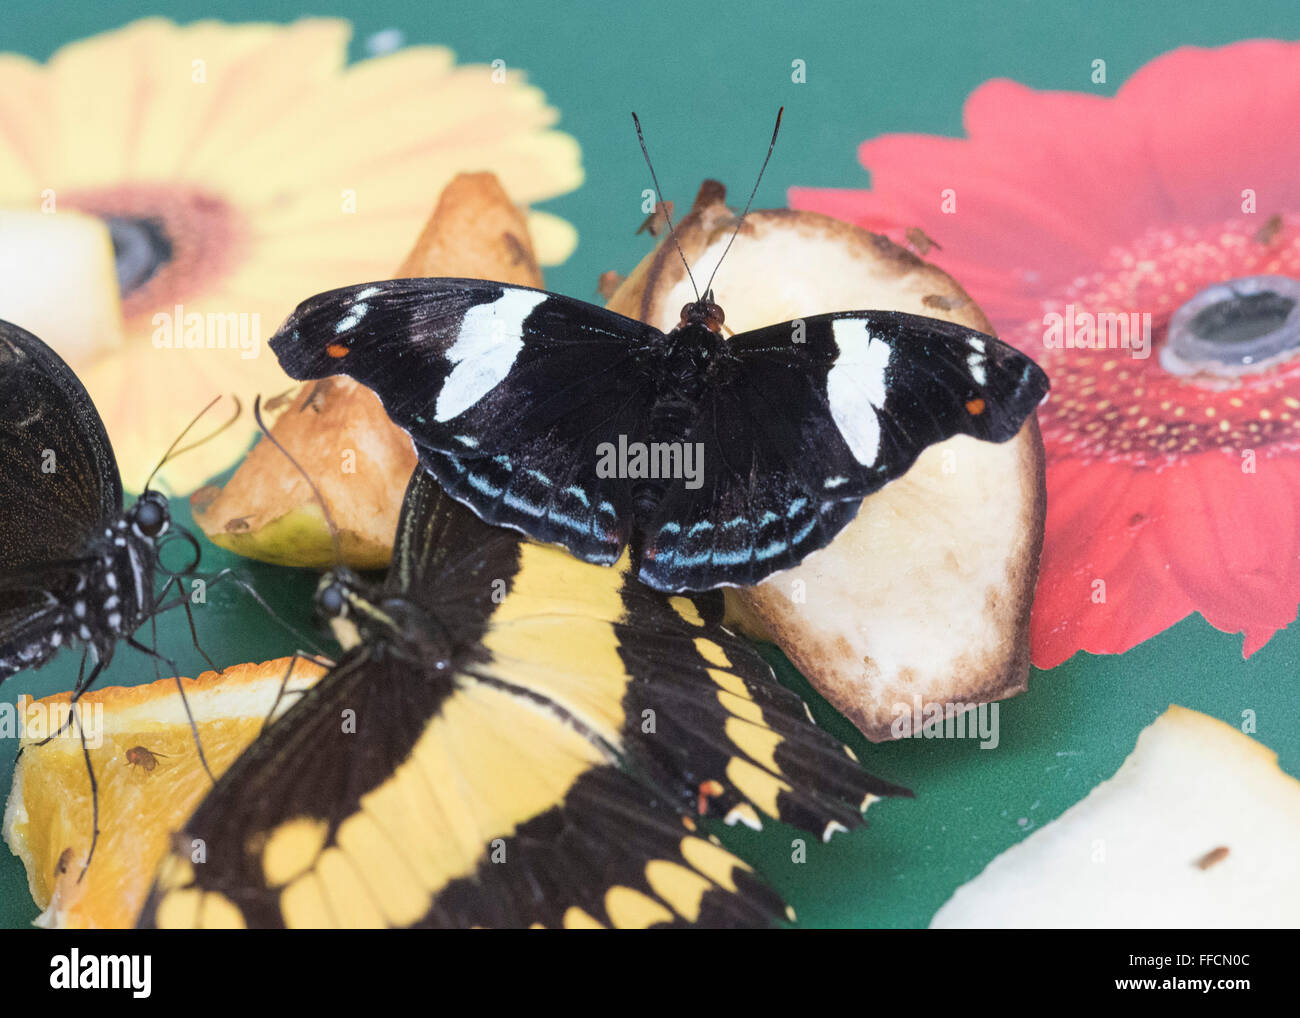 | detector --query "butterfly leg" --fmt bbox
[190,567,327,658]
[24,651,108,882]
[29,652,104,749]
[127,632,216,785]
[155,571,219,674]
[71,699,100,882]
[181,594,218,673]
[259,650,334,734]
